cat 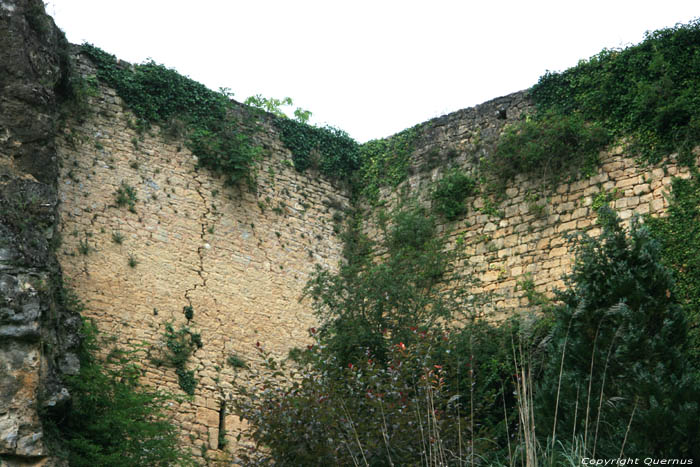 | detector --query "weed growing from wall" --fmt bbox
[114,181,137,212]
[155,323,202,395]
[430,168,477,220]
